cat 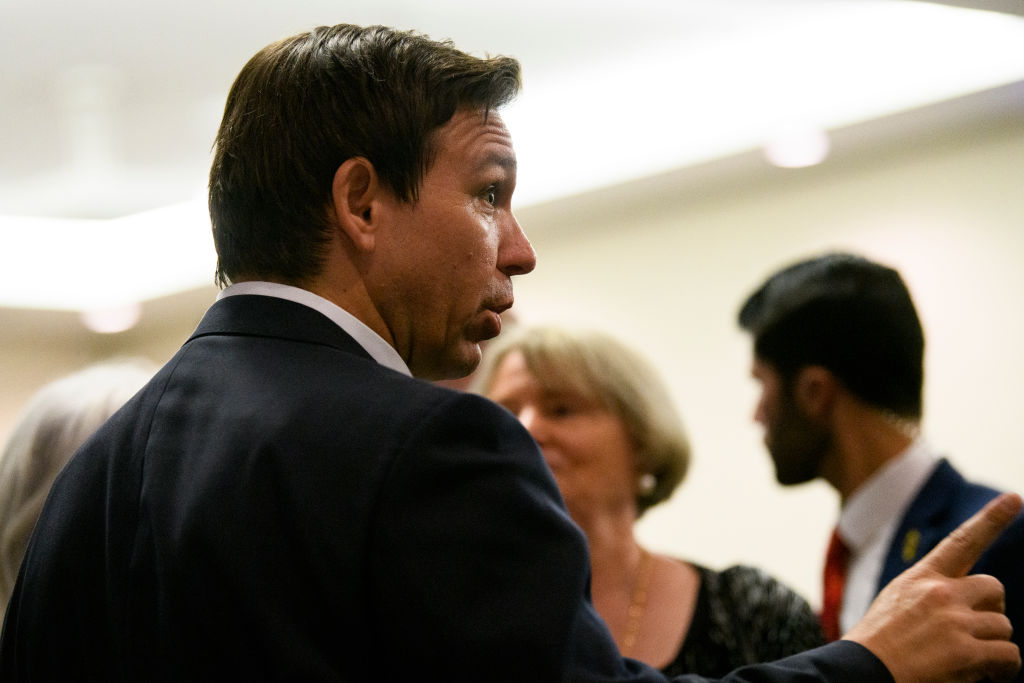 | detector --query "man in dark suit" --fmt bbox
[1,25,1020,682]
[738,251,1024,668]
